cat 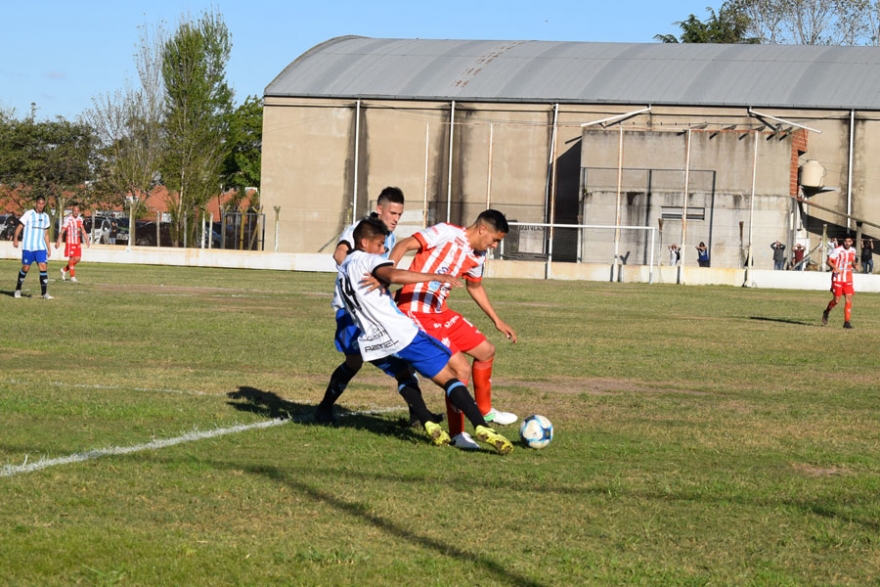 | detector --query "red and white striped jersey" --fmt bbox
[396,223,485,314]
[61,214,85,245]
[829,245,857,283]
